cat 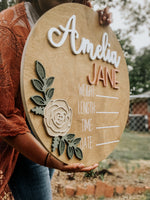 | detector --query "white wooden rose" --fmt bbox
[44,99,72,137]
